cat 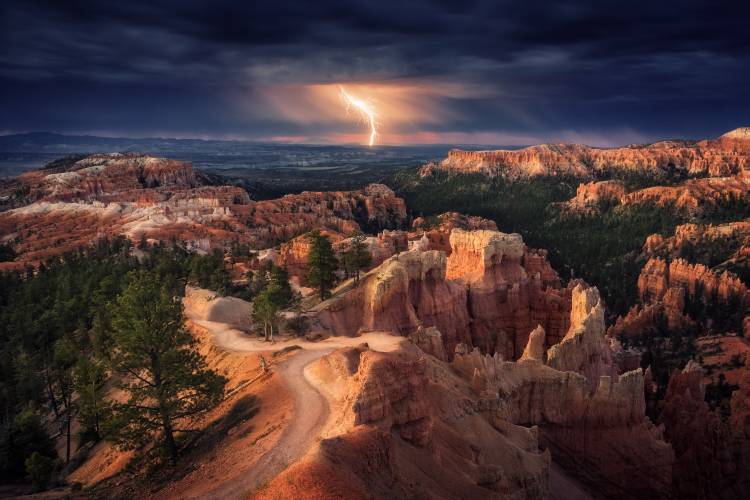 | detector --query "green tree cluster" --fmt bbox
[0,237,229,486]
